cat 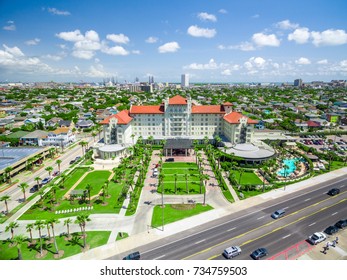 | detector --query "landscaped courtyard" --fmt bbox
[159,162,204,194]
